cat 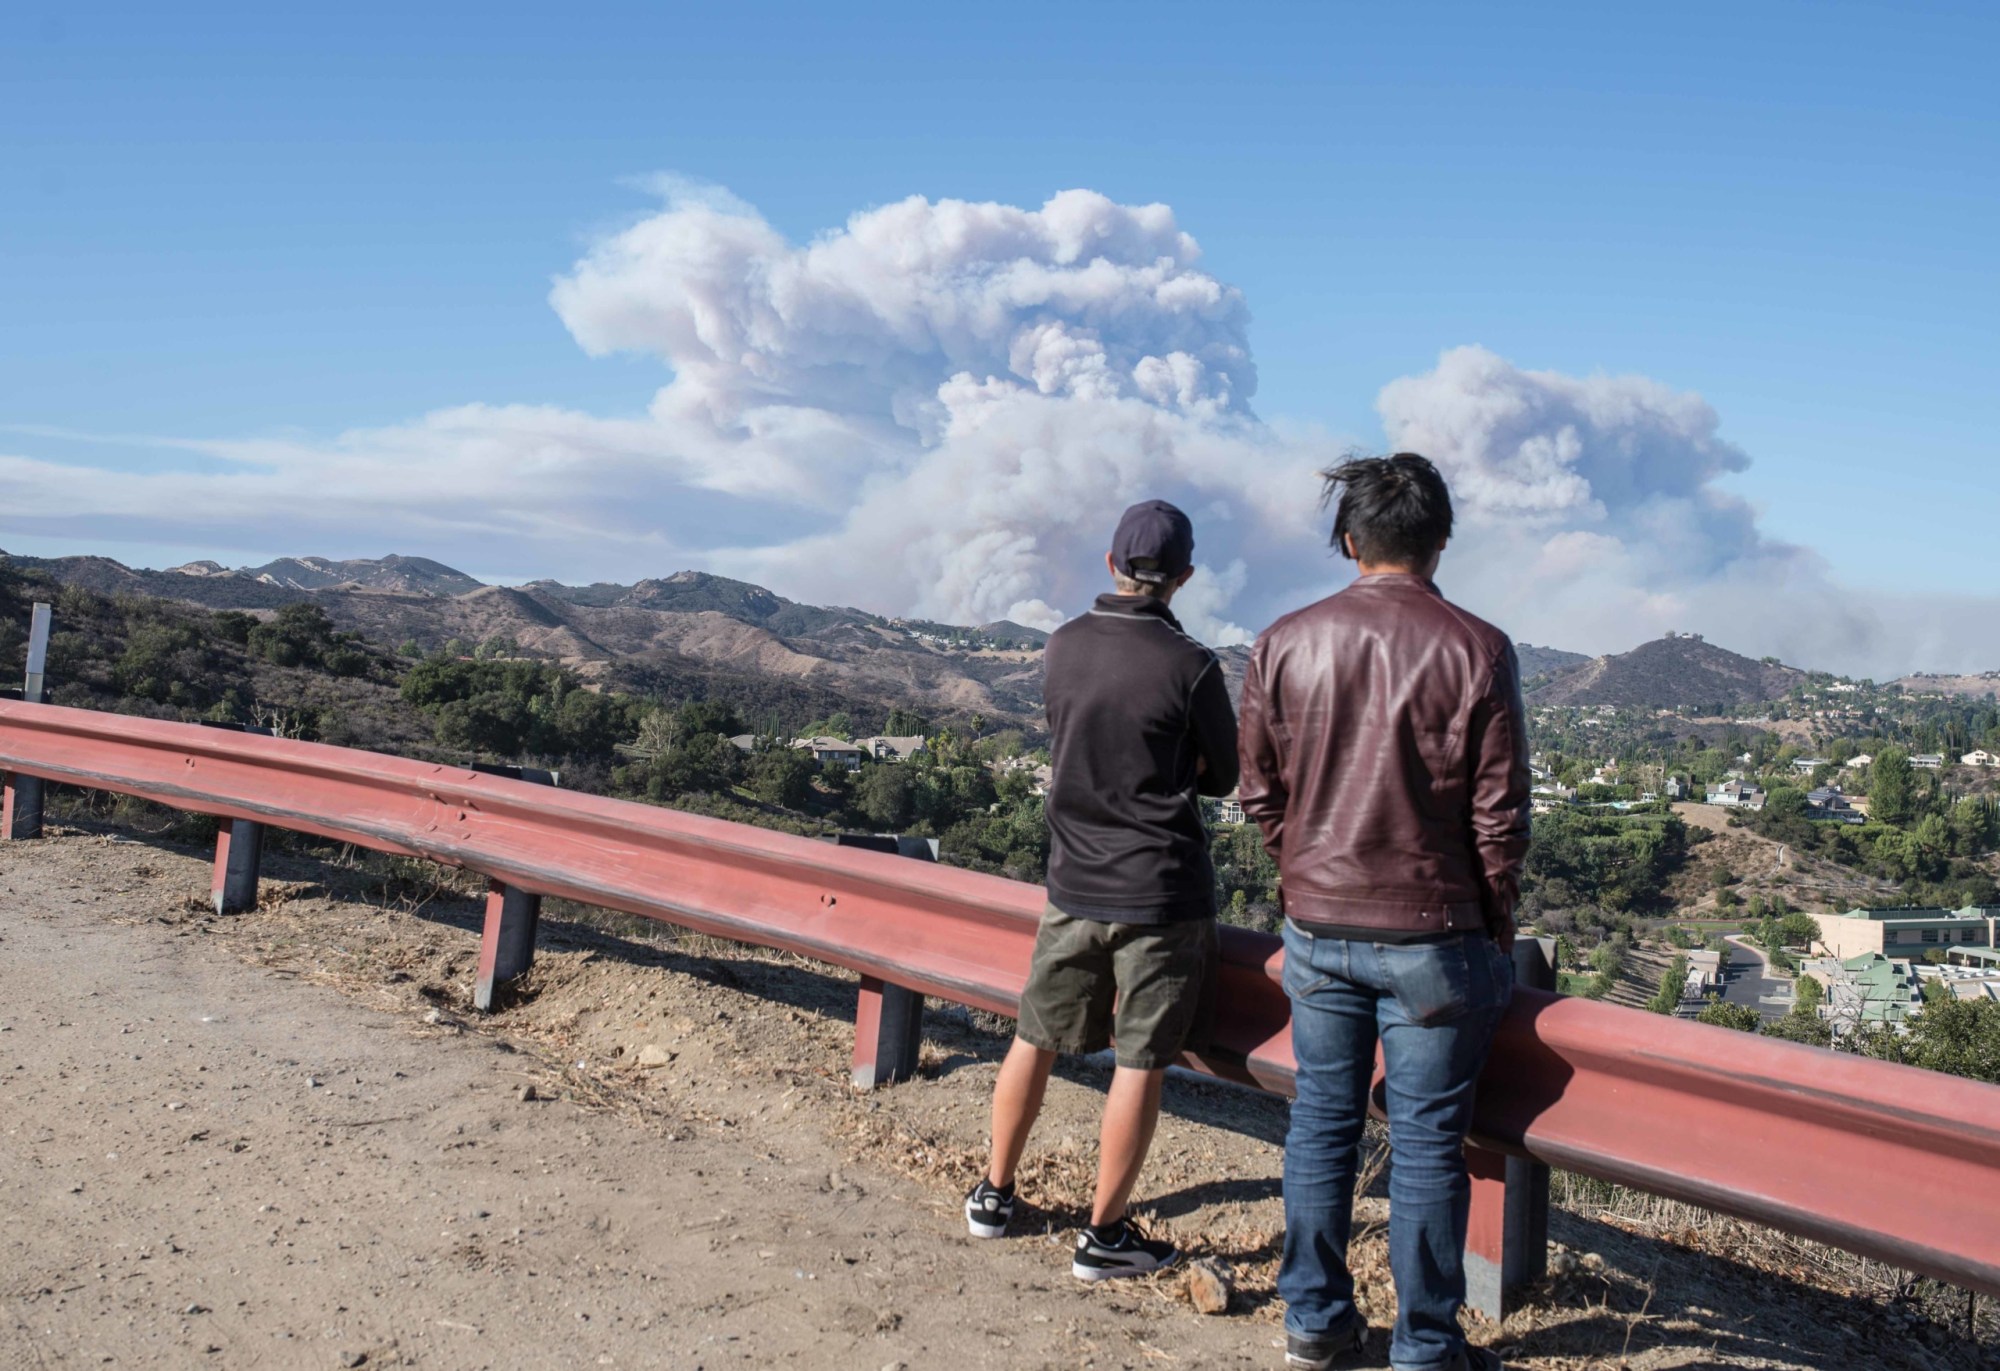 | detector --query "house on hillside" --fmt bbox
[1912,754,1945,770]
[1805,787,1865,824]
[1663,775,1693,801]
[793,736,864,771]
[1961,749,2000,768]
[1707,780,1766,810]
[726,733,759,755]
[1215,790,1246,825]
[1791,756,1828,775]
[1843,753,1875,771]
[856,735,927,763]
[1531,782,1576,815]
